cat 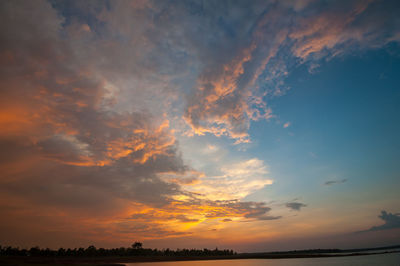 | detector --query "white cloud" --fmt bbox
[184,158,273,201]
